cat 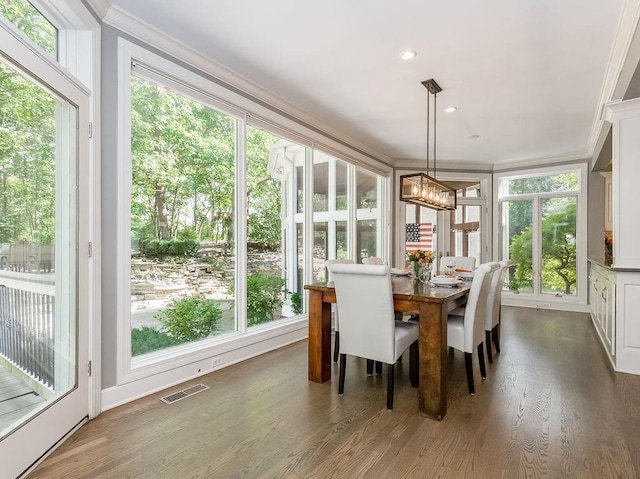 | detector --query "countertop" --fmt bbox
[588,257,640,272]
[588,257,612,269]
